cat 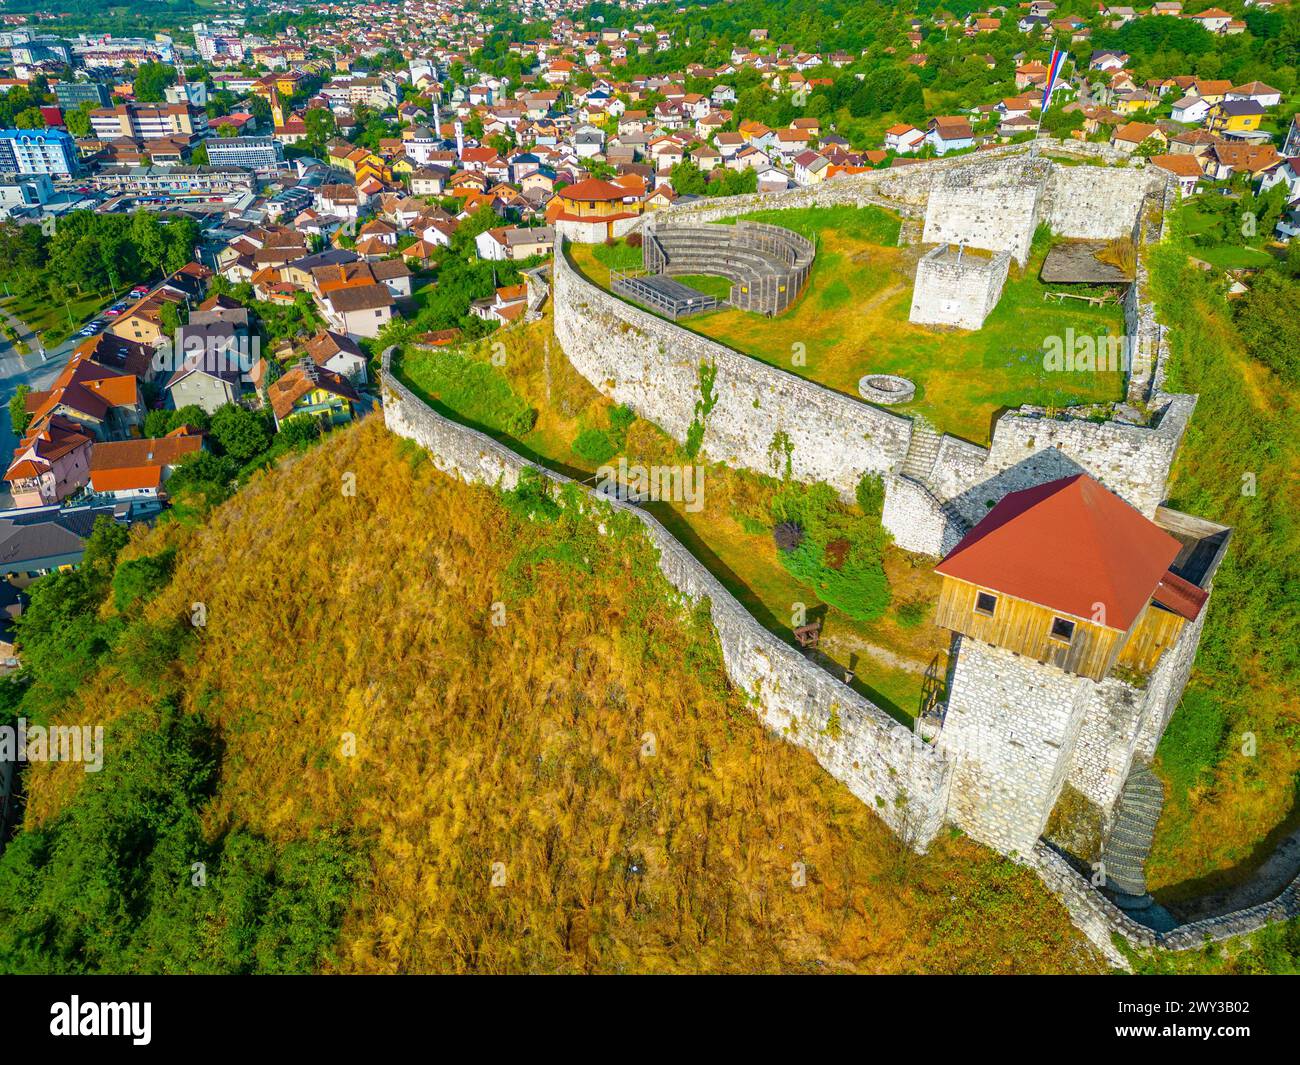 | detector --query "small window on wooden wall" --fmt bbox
[975,592,998,617]
[1050,617,1076,643]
